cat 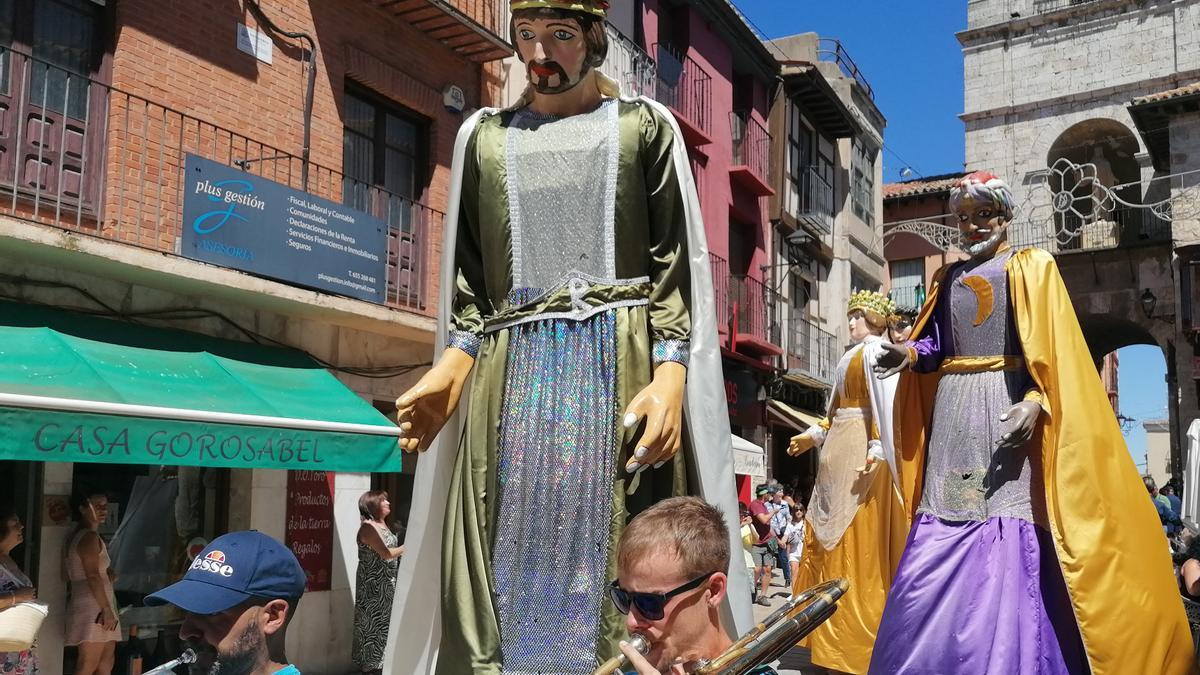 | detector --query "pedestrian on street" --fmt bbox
[748,485,777,606]
[783,503,806,598]
[768,487,792,588]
